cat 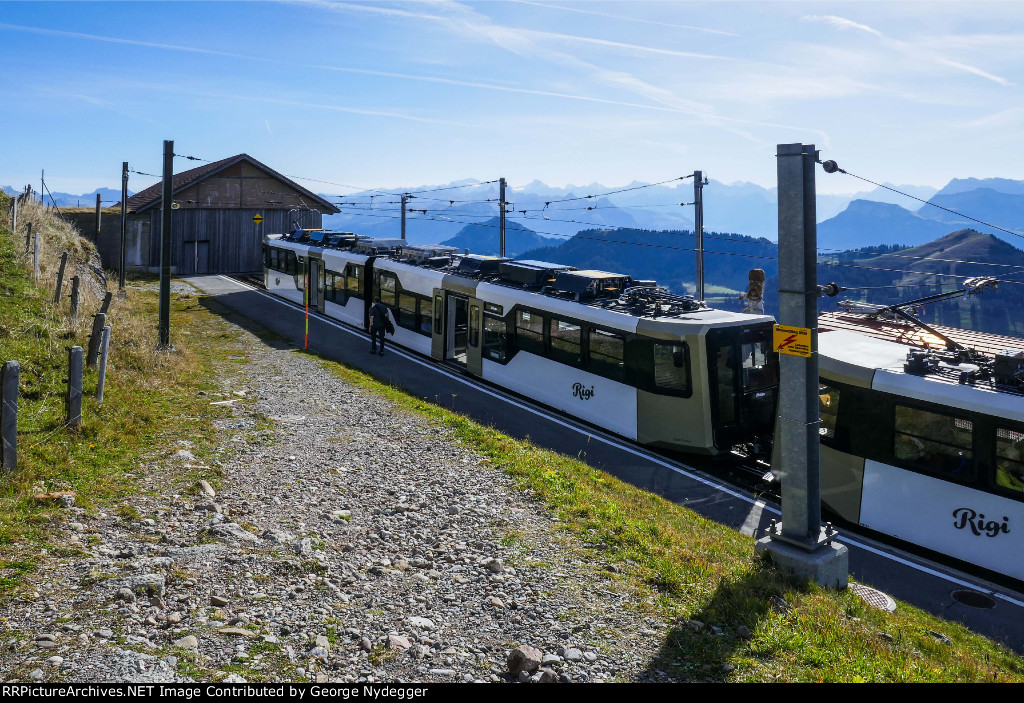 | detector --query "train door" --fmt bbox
[466,298,483,376]
[307,258,325,312]
[707,325,778,449]
[446,294,470,366]
[431,289,444,360]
